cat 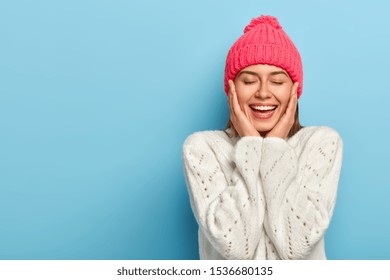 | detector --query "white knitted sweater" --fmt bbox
[182,126,343,260]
